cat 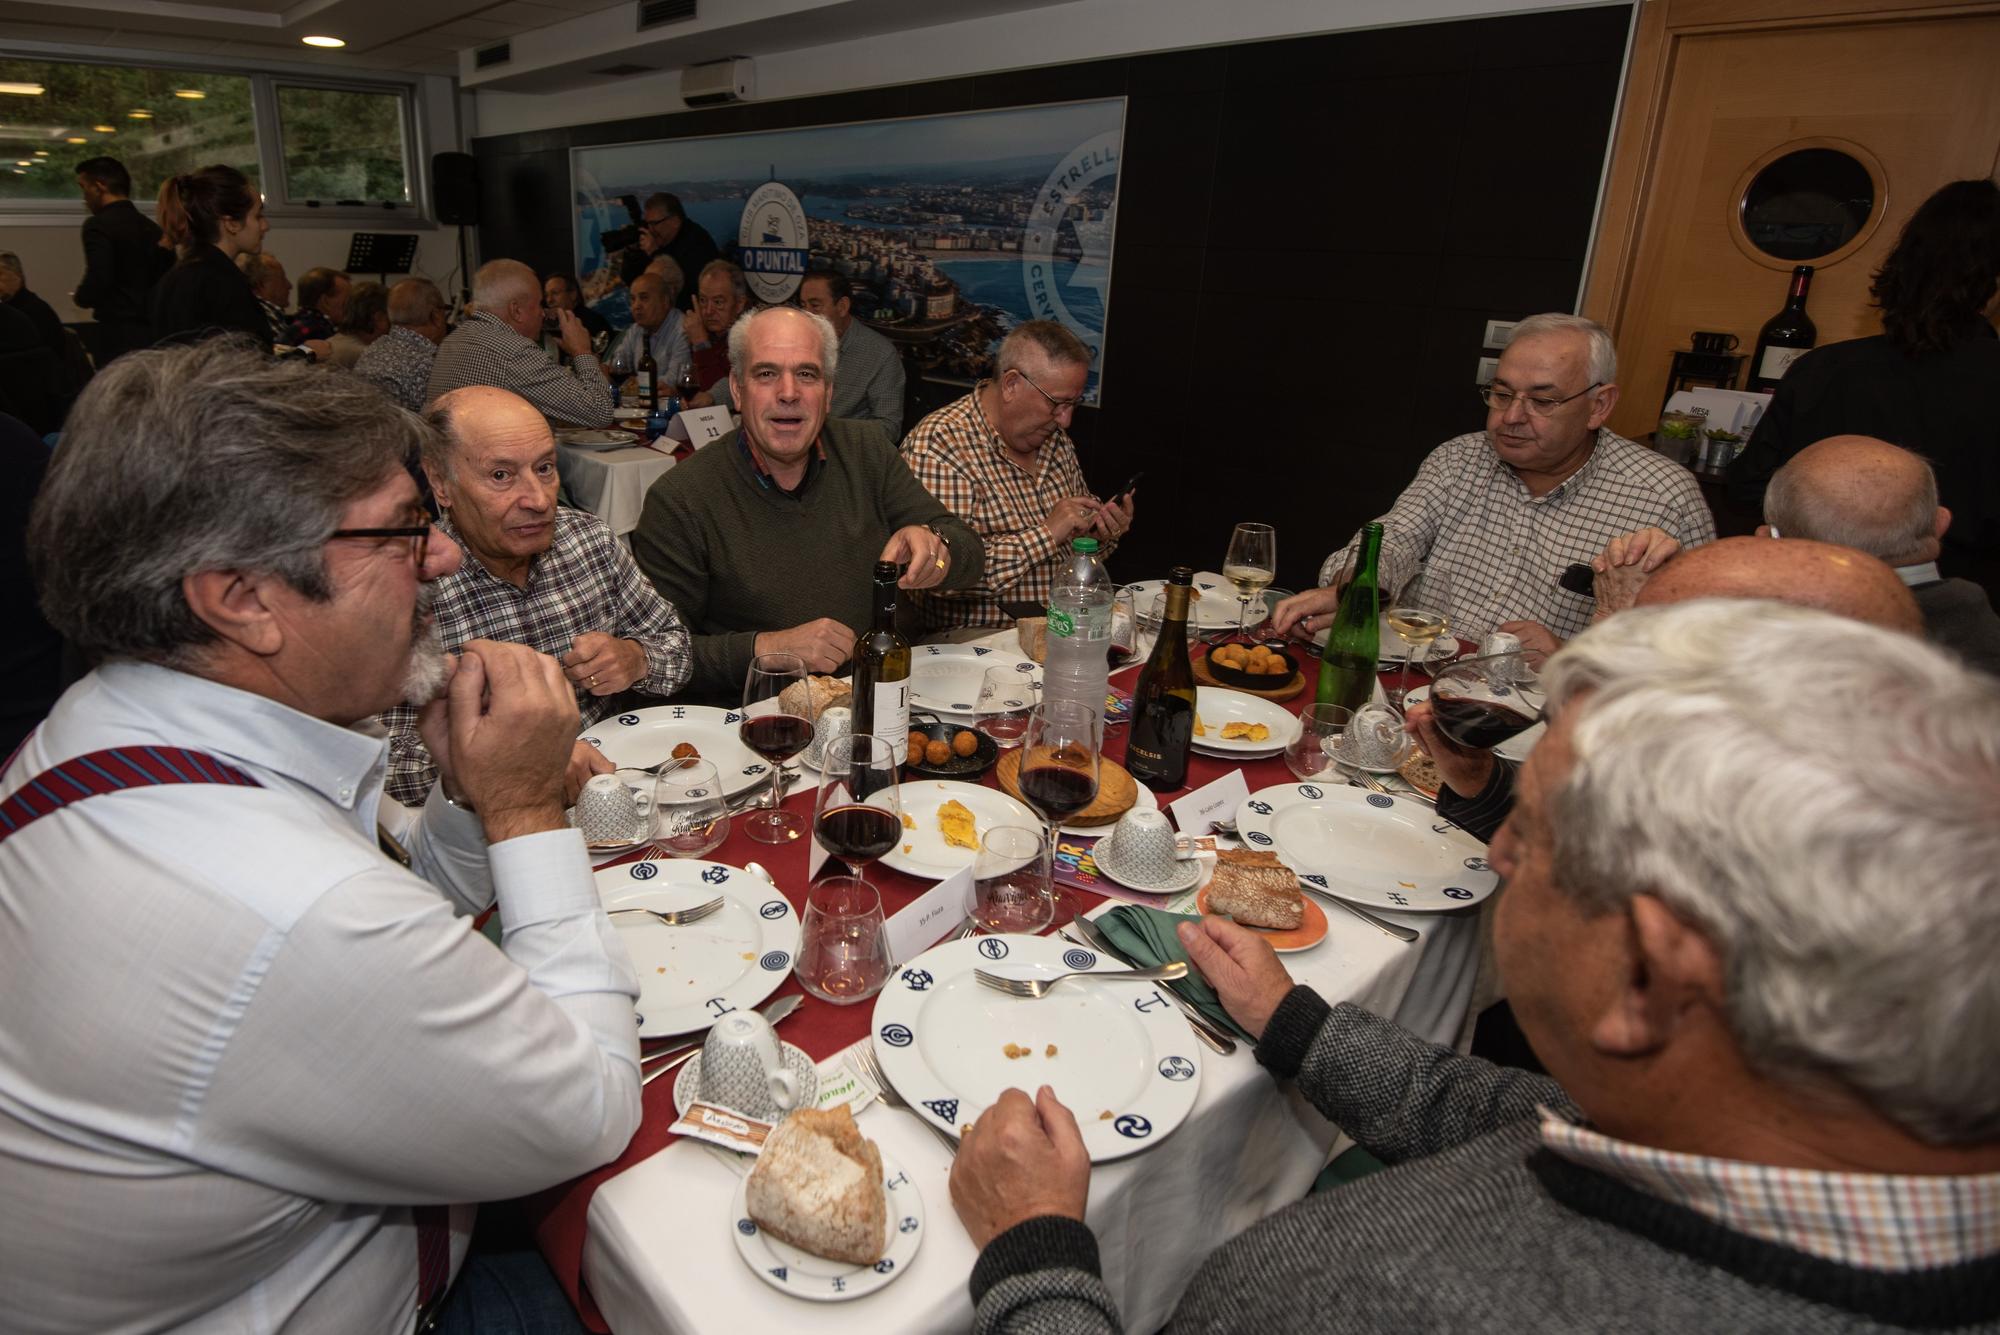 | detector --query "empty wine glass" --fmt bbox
[1428,651,1548,751]
[1286,704,1351,781]
[794,874,889,1005]
[811,734,902,879]
[740,653,813,844]
[972,825,1051,934]
[649,758,728,859]
[1019,701,1101,929]
[976,667,1037,748]
[1386,564,1454,706]
[1222,522,1277,638]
